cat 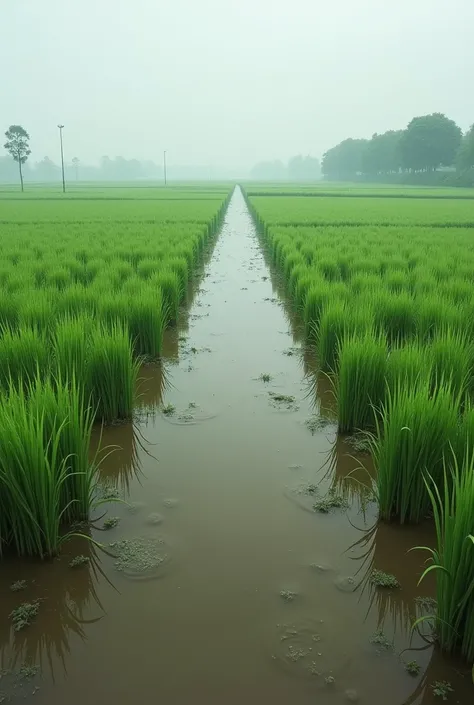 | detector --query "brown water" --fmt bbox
[0,188,472,705]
